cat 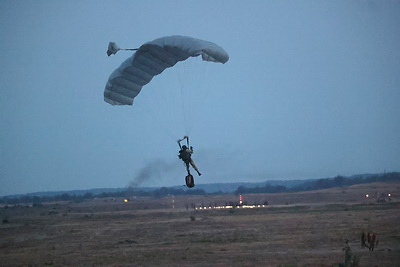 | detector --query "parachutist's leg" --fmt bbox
[185,162,191,175]
[190,160,201,176]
